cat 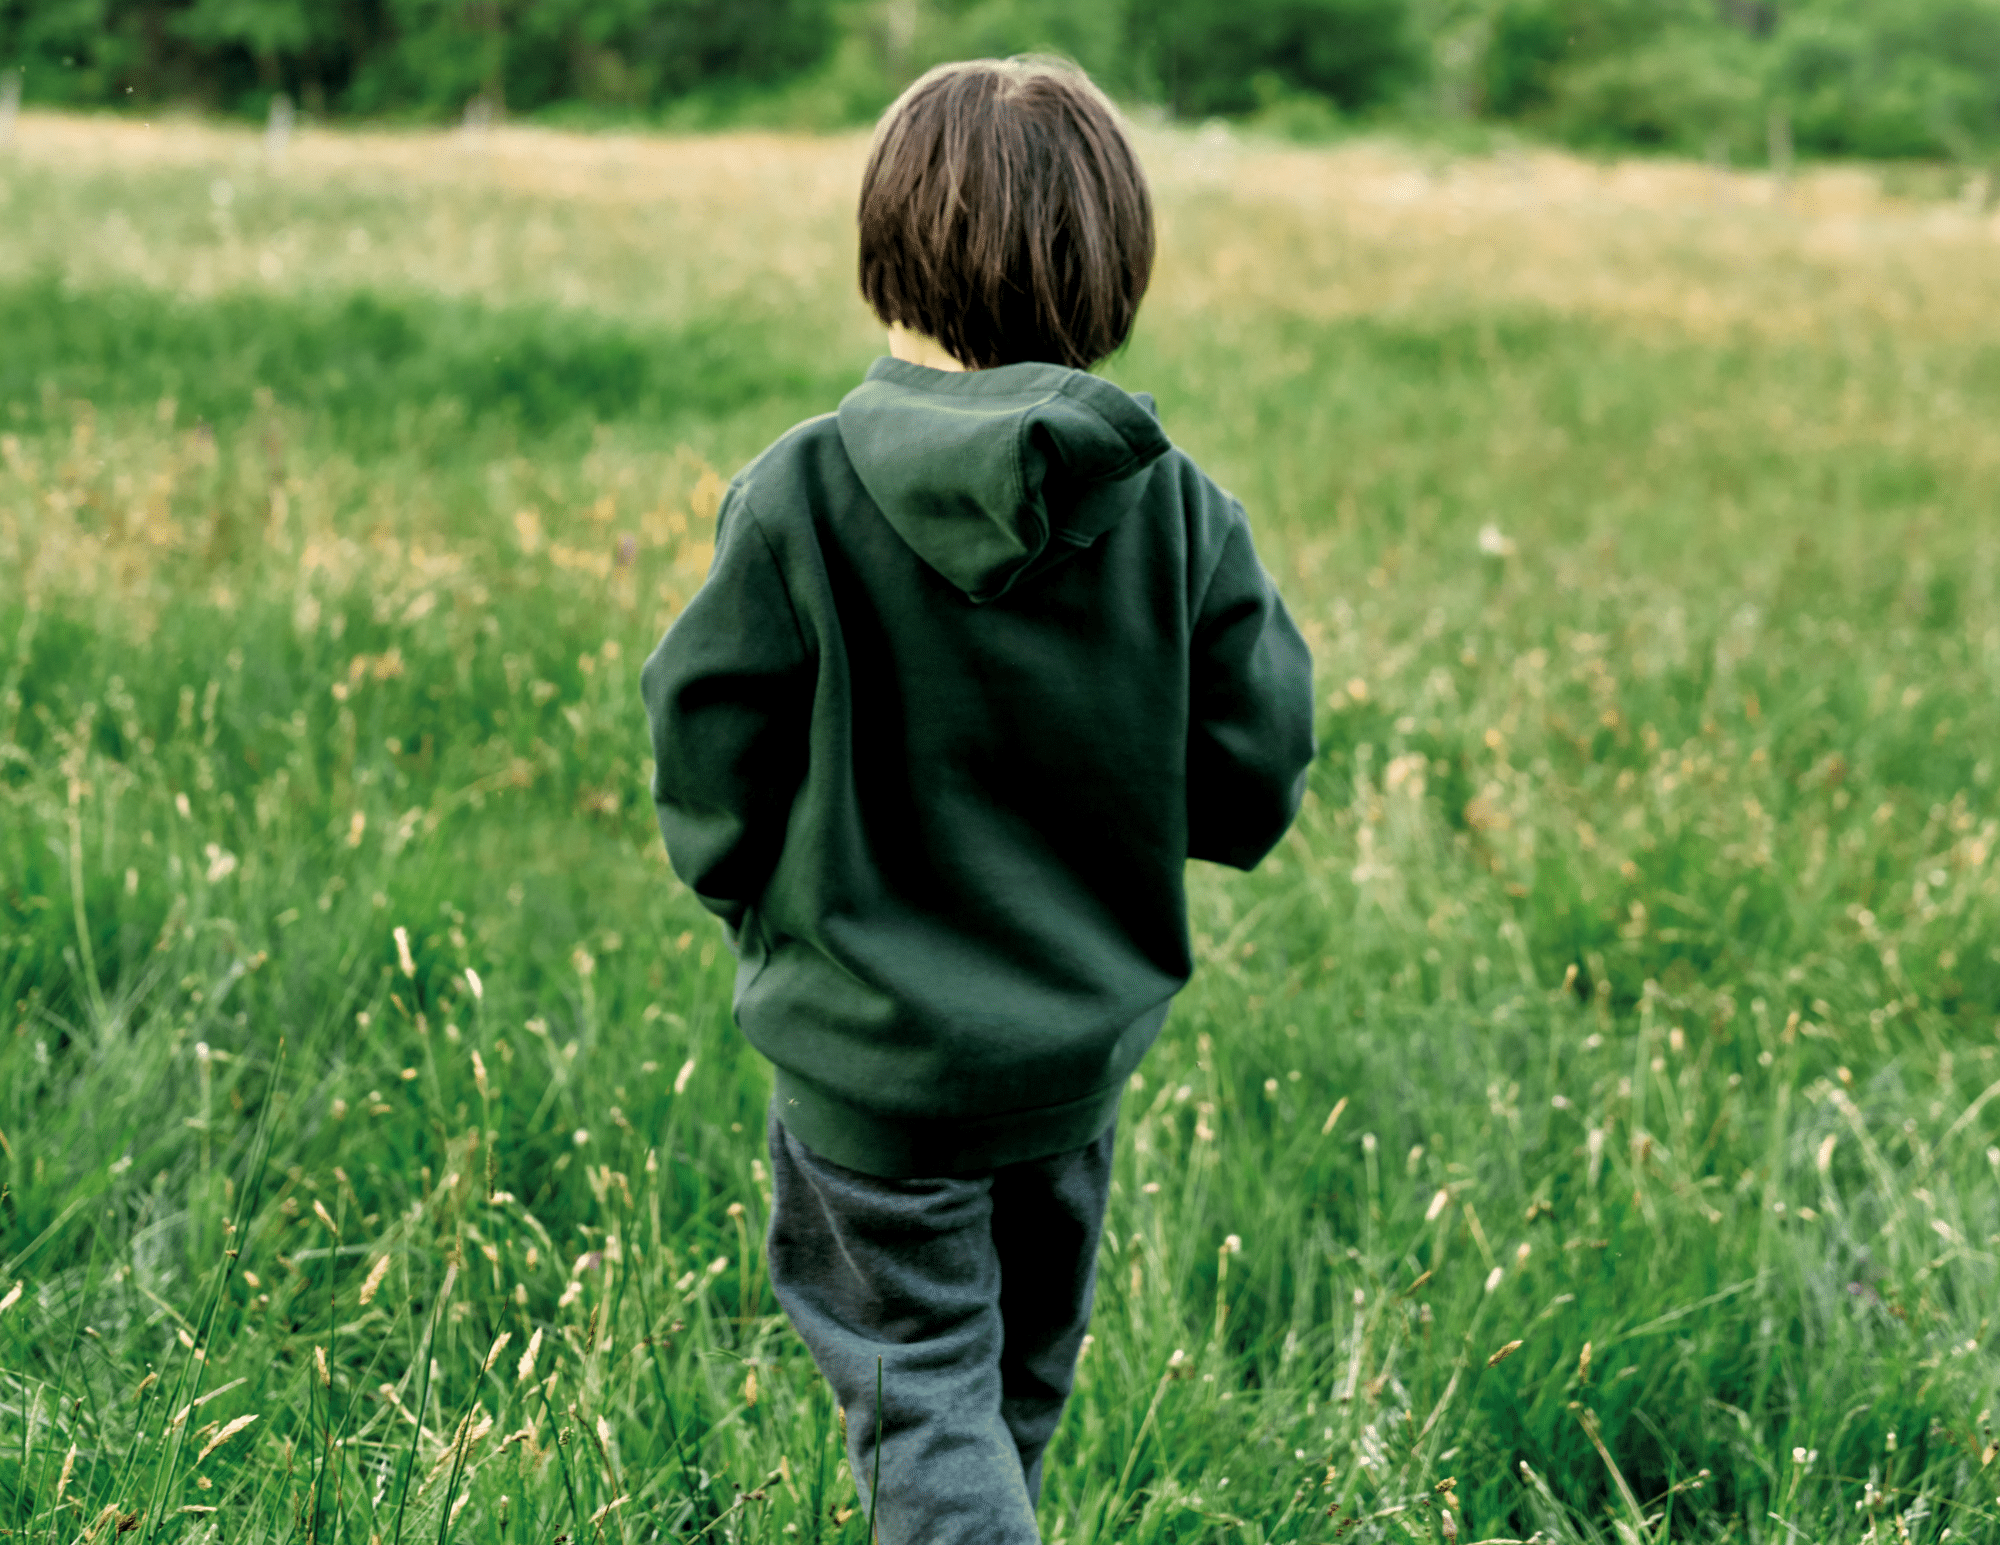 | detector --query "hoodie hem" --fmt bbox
[764,1002,1169,1178]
